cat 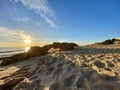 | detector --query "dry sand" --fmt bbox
[0,45,120,90]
